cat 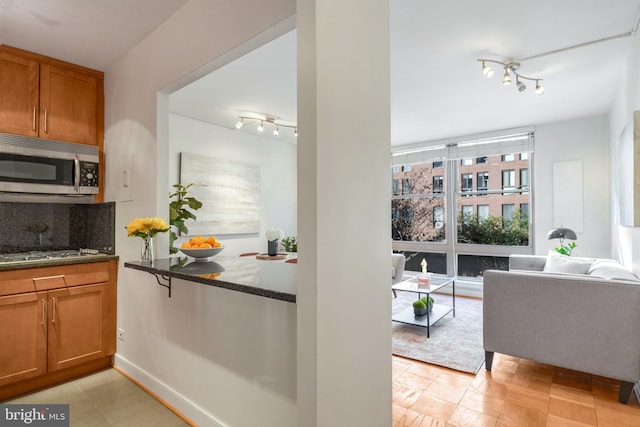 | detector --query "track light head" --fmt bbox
[502,68,511,86]
[294,128,298,137]
[482,61,494,78]
[535,80,544,95]
[257,121,264,132]
[273,126,279,136]
[235,118,244,129]
[516,78,526,92]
